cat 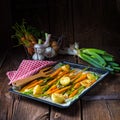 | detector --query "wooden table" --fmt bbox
[0,47,120,120]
